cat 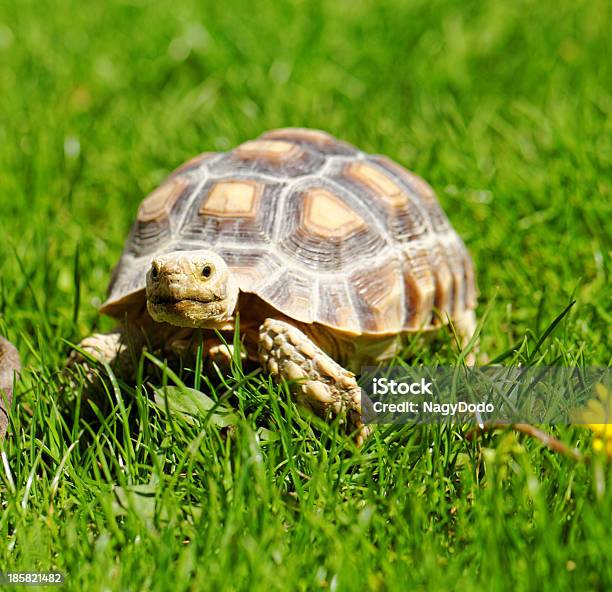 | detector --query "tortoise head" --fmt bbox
[146,250,239,328]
